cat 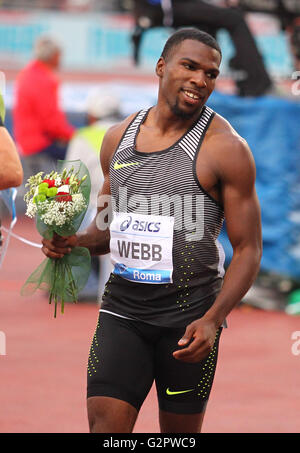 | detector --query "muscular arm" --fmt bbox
[203,137,262,327]
[0,126,23,189]
[174,133,262,362]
